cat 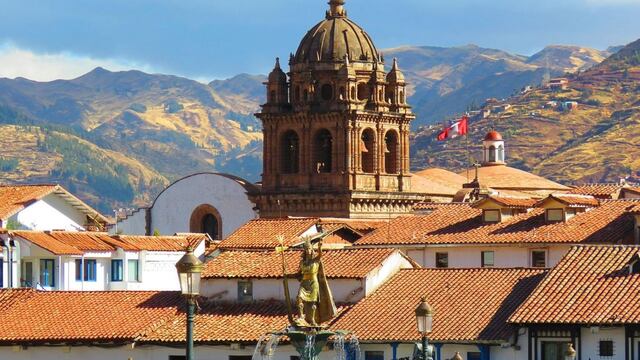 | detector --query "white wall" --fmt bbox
[12,193,87,231]
[117,173,258,237]
[364,251,413,296]
[202,277,365,303]
[117,209,147,235]
[406,245,571,269]
[579,326,625,360]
